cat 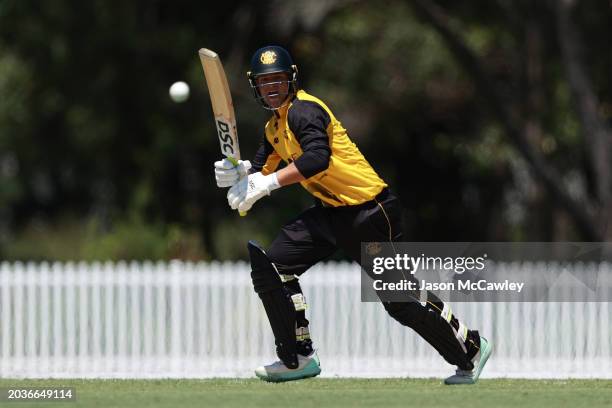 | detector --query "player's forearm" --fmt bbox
[275,162,306,186]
